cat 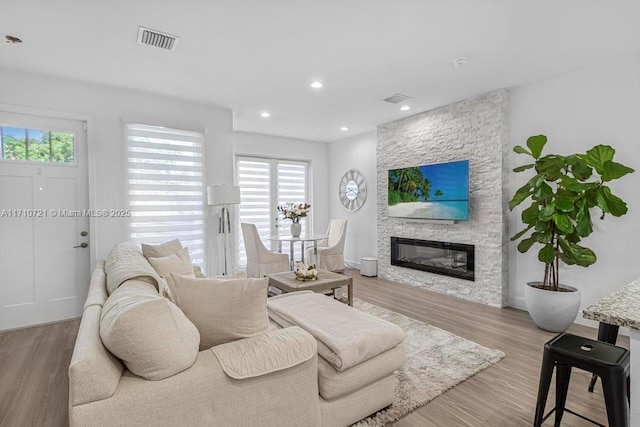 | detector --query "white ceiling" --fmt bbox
[1,1,640,142]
